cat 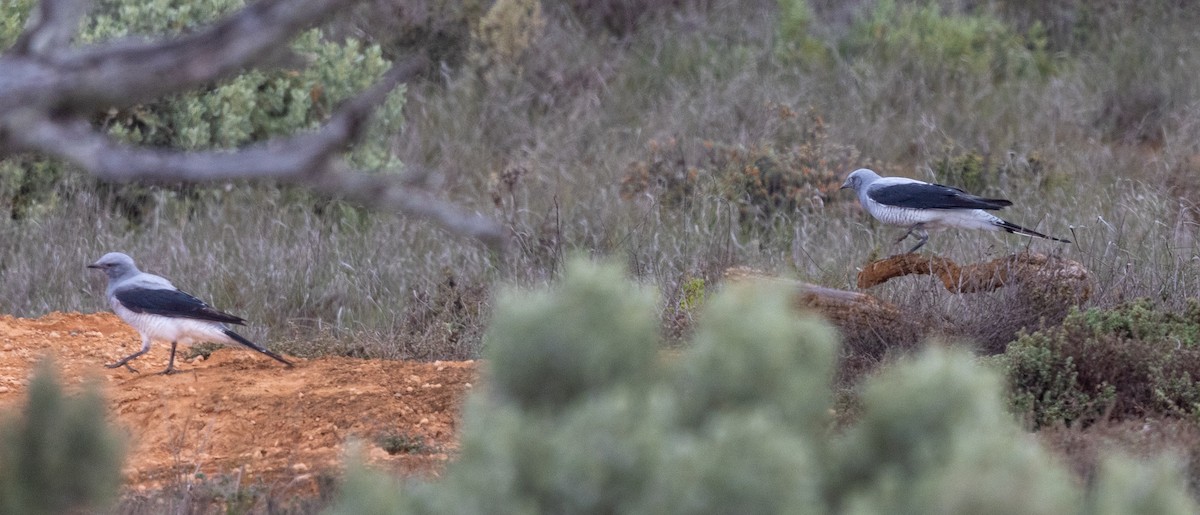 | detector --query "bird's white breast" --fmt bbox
[112,301,231,346]
[864,202,1003,232]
